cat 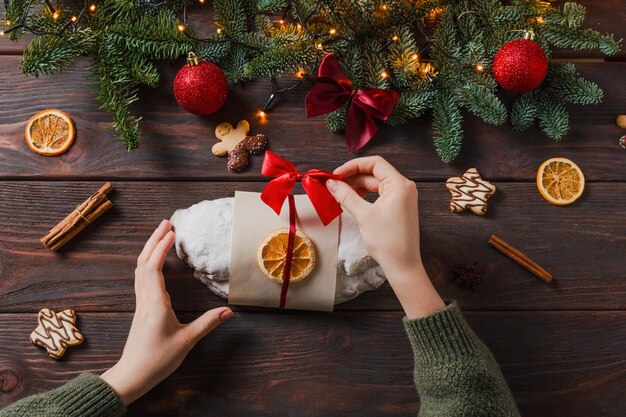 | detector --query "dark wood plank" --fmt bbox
[0,311,624,417]
[0,181,624,312]
[1,1,623,58]
[0,57,624,181]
